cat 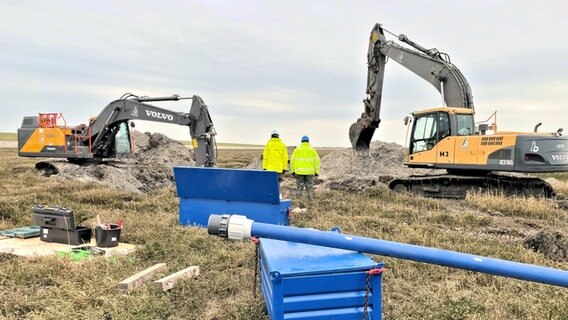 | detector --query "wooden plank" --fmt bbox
[154,266,200,291]
[118,263,168,292]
